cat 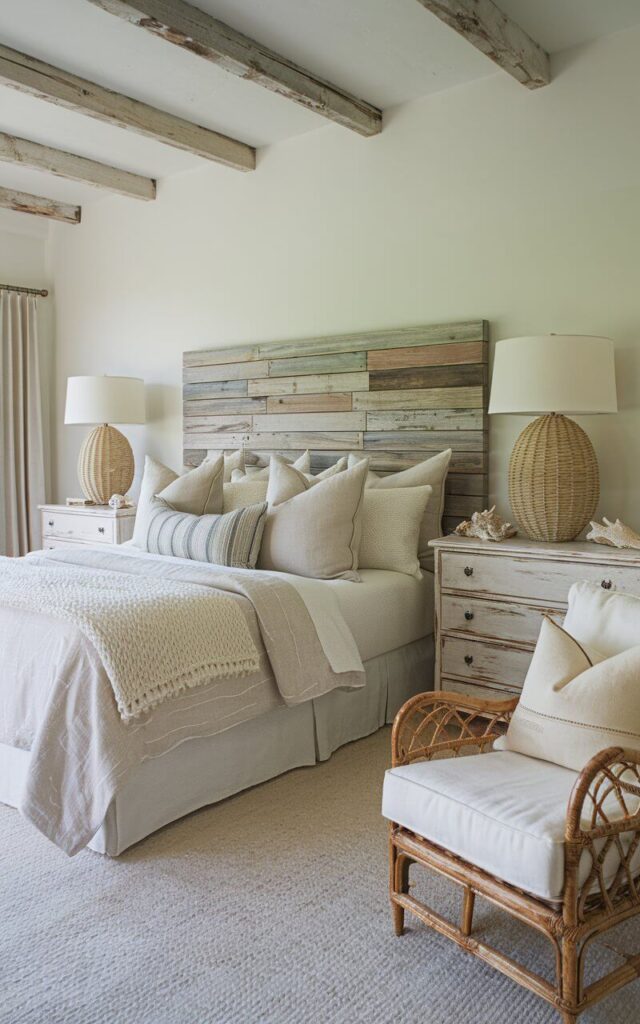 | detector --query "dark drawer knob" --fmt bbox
[464,611,474,621]
[464,566,474,577]
[464,655,474,666]
[48,520,54,527]
[98,527,105,534]
[601,579,612,590]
